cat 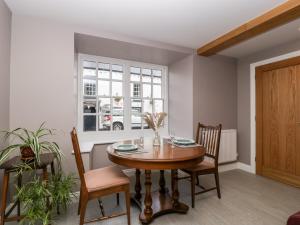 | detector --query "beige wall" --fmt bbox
[169,54,237,139]
[75,33,191,66]
[9,15,193,173]
[10,15,77,173]
[0,0,11,147]
[169,55,195,138]
[194,55,237,133]
[237,39,300,165]
[0,0,11,199]
[9,14,238,173]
